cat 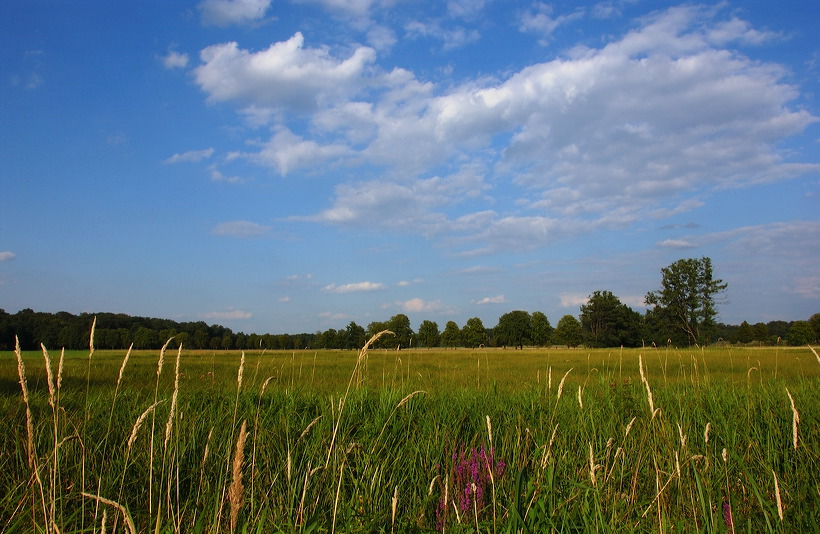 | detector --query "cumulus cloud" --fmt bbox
[519,3,584,41]
[474,295,505,305]
[211,220,271,238]
[162,50,189,69]
[189,5,818,255]
[0,251,16,262]
[245,127,352,175]
[164,148,214,164]
[323,281,385,293]
[194,32,376,115]
[202,308,253,320]
[560,294,589,308]
[199,0,271,26]
[398,297,446,313]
